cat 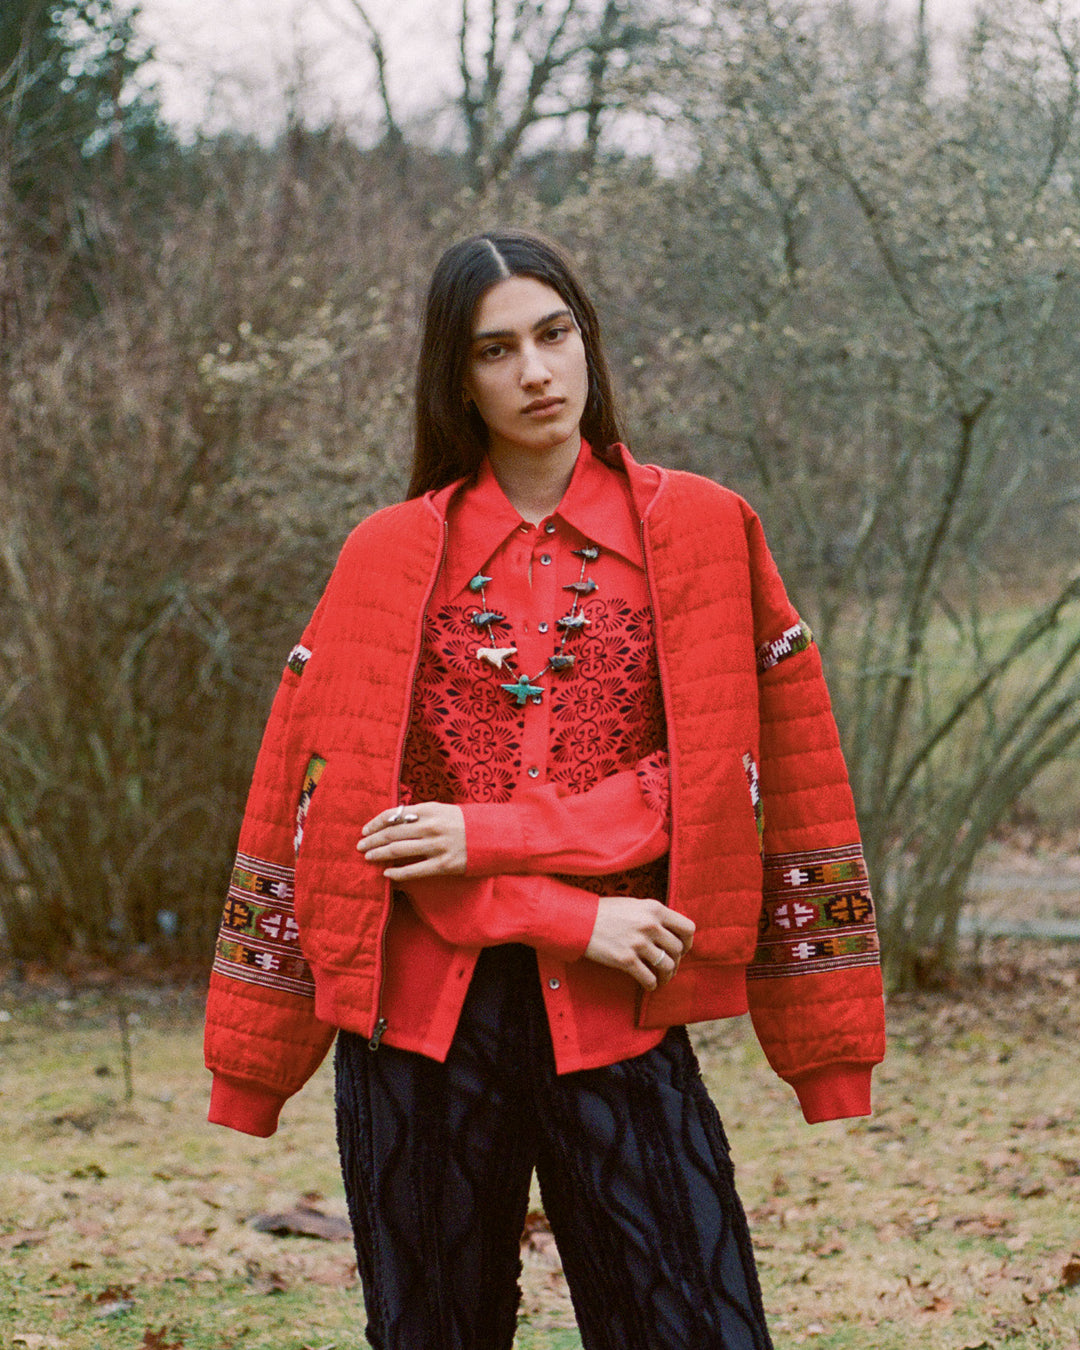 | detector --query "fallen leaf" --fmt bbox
[1061,1255,1080,1289]
[141,1327,184,1349]
[0,1230,49,1250]
[520,1210,560,1265]
[175,1226,216,1247]
[95,1299,136,1318]
[69,1162,107,1180]
[304,1259,359,1288]
[88,1283,134,1305]
[249,1269,289,1295]
[953,1213,1010,1235]
[249,1204,352,1242]
[920,1295,955,1315]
